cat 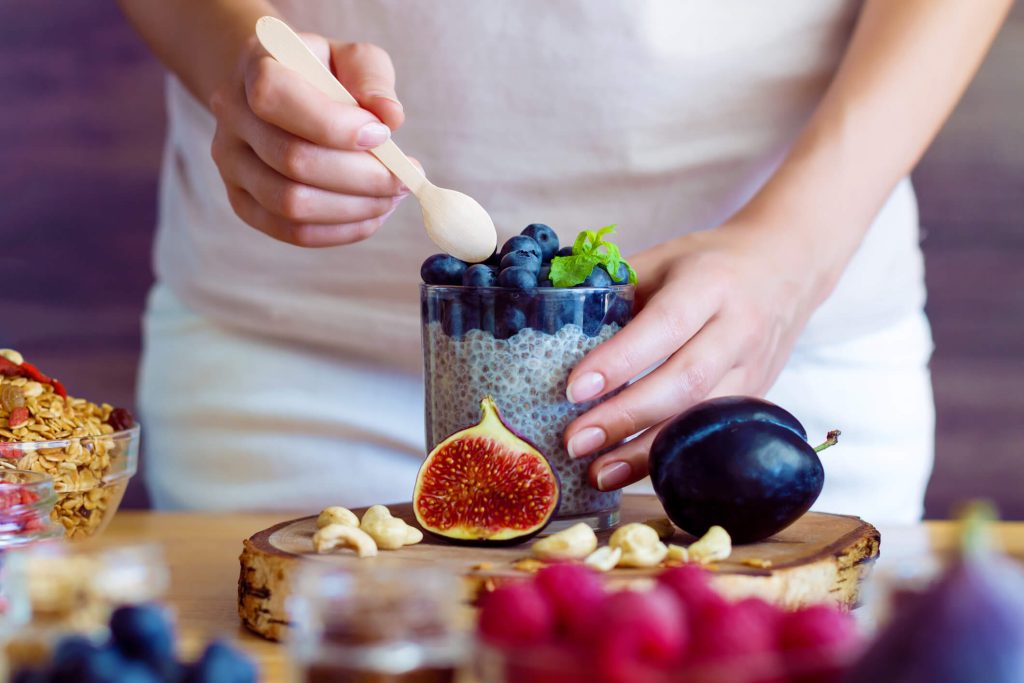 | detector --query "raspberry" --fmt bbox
[686,598,784,683]
[533,563,605,642]
[594,586,688,683]
[478,582,555,647]
[656,566,726,620]
[778,605,860,683]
